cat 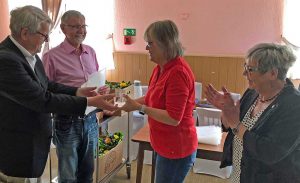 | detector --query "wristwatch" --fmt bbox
[232,122,242,135]
[139,104,146,115]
